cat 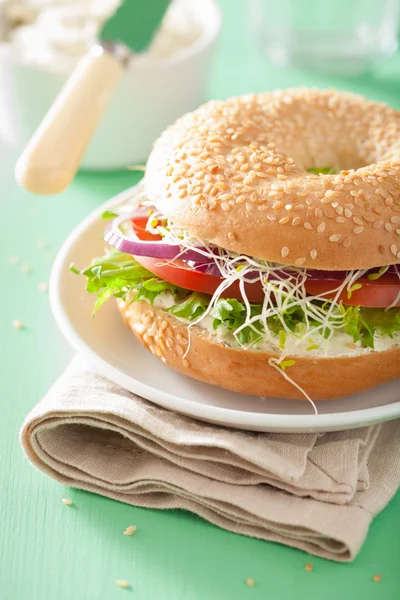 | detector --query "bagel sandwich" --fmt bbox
[73,89,400,402]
